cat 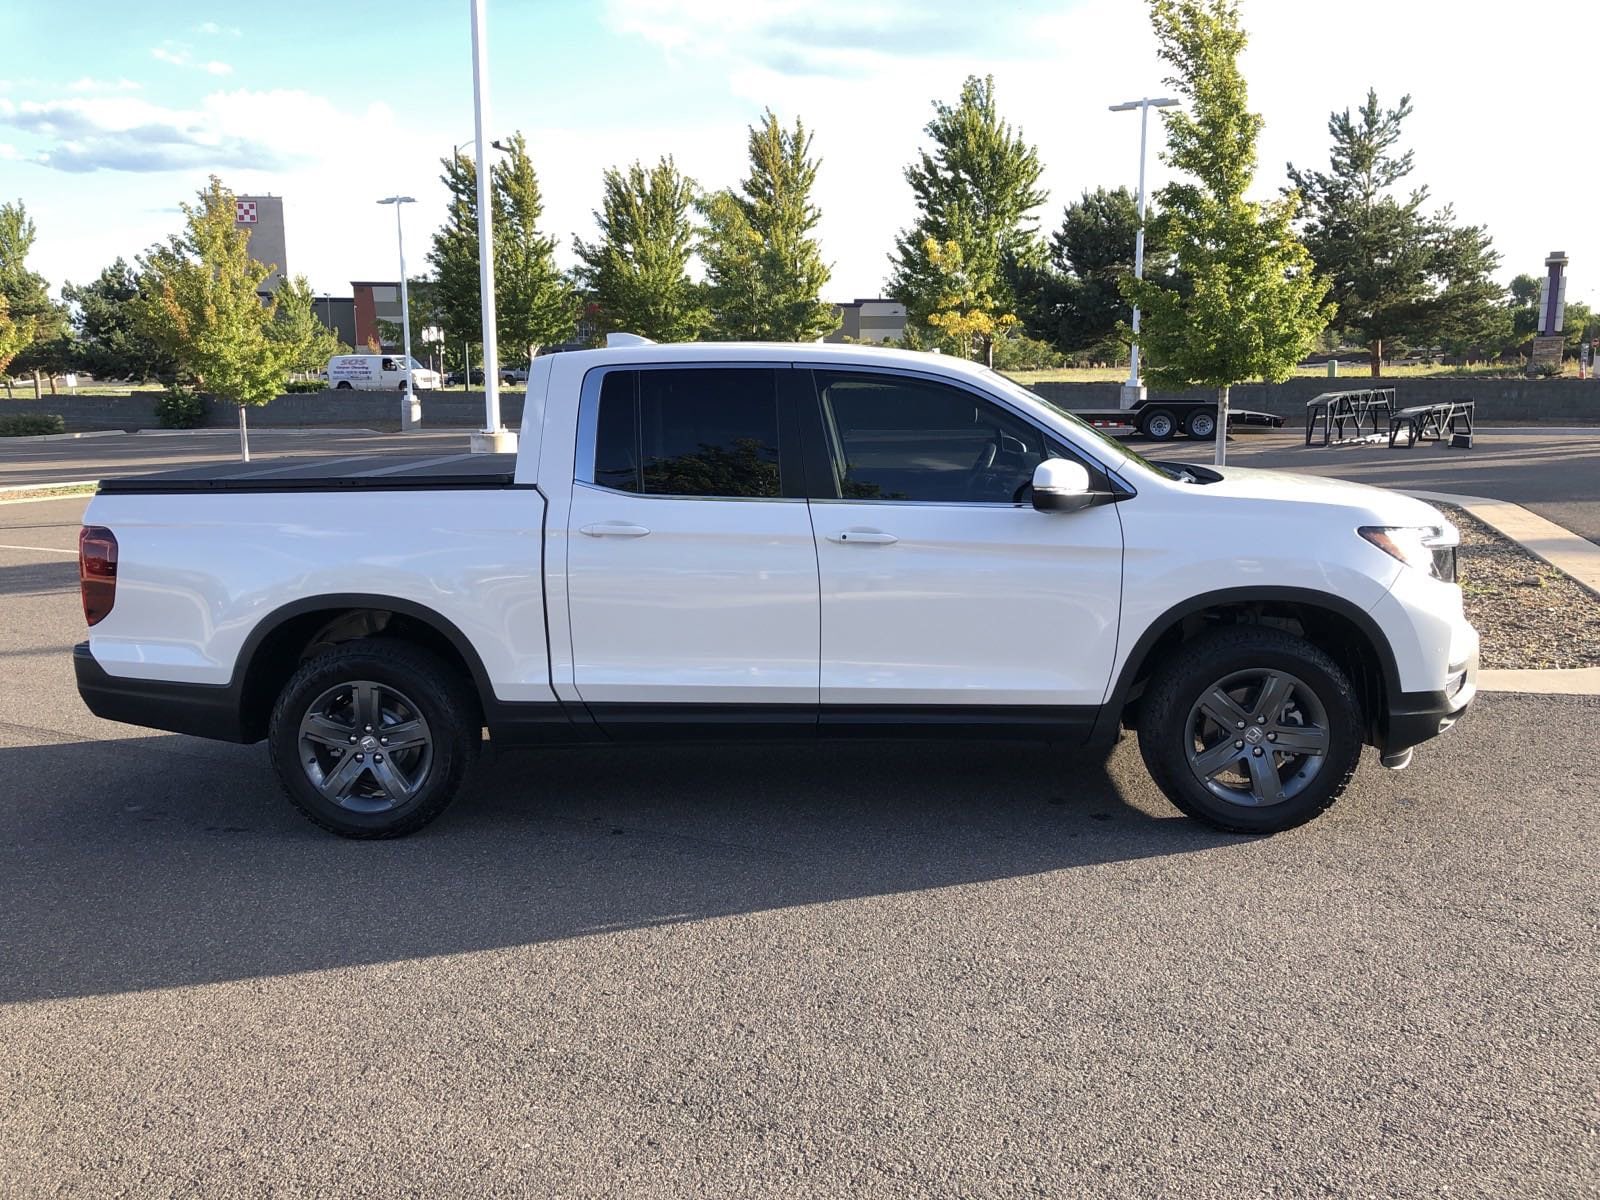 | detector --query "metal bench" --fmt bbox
[1388,400,1475,449]
[1305,388,1395,446]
